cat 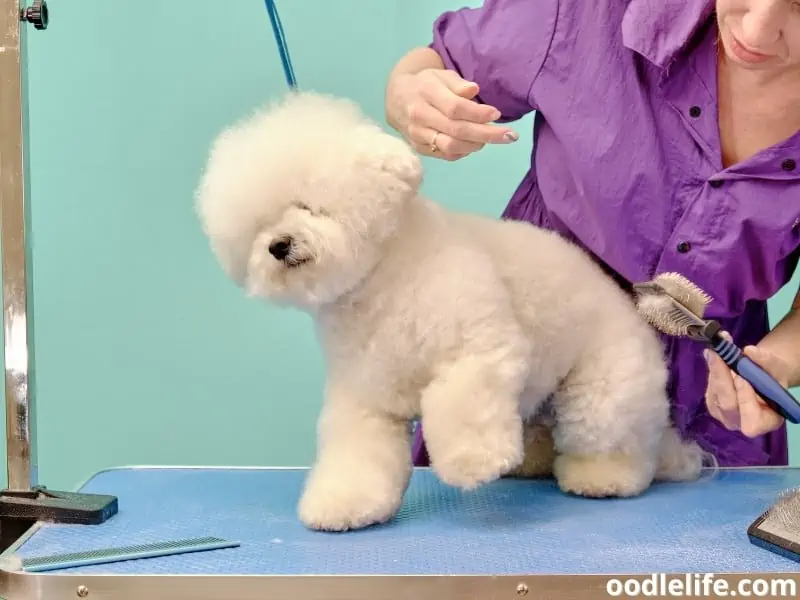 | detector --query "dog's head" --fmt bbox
[195,91,423,308]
